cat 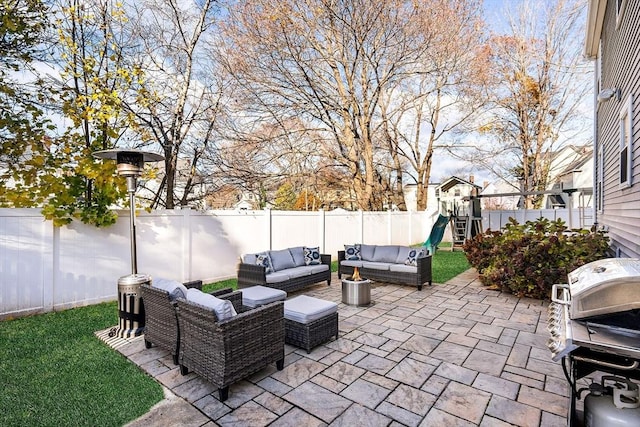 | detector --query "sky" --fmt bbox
[430,0,593,187]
